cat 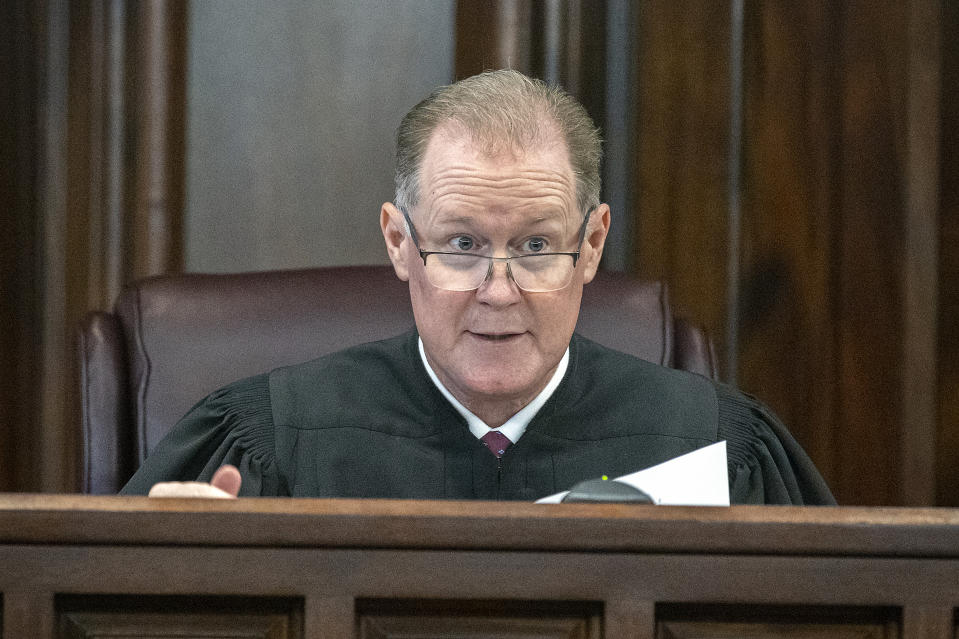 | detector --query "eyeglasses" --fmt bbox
[400,207,593,293]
